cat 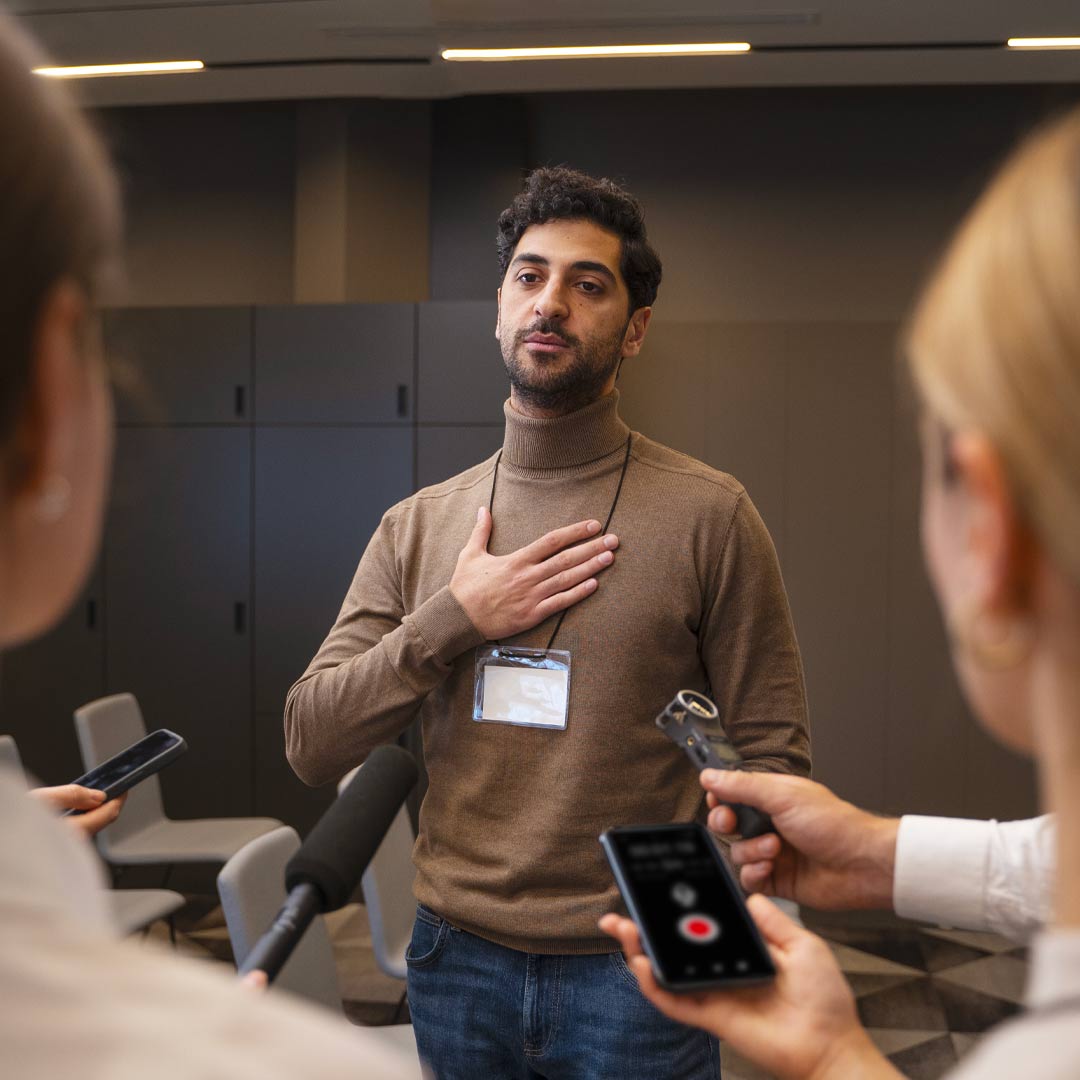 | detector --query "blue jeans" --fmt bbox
[406,904,721,1080]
